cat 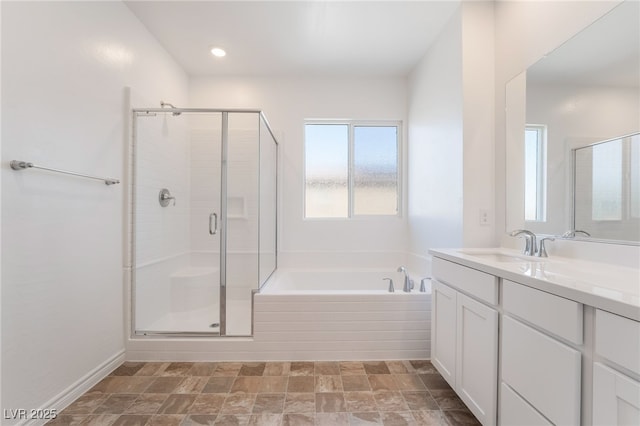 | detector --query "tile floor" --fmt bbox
[47,360,481,426]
